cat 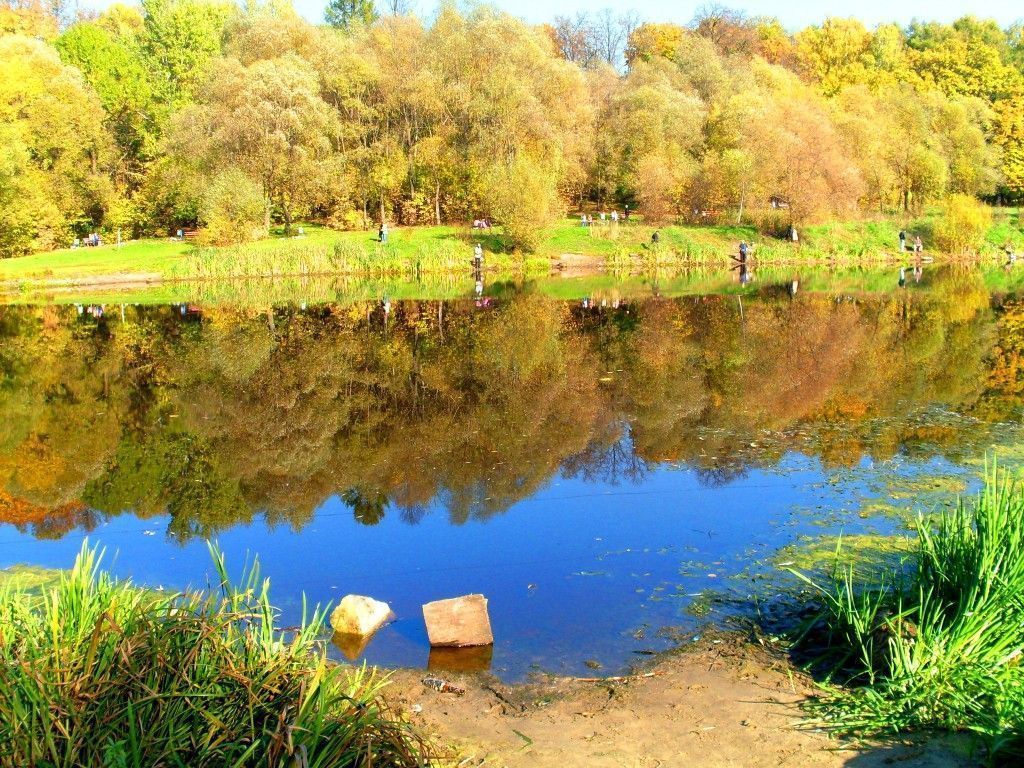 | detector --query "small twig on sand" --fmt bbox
[575,672,658,683]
